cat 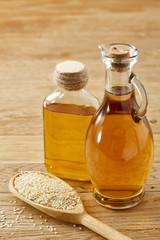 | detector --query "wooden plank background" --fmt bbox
[0,0,160,239]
